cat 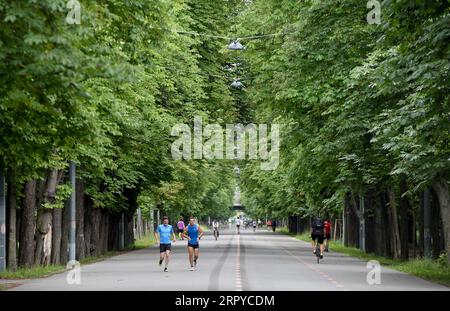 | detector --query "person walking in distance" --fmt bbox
[212,219,220,240]
[154,216,176,272]
[324,219,332,252]
[236,217,241,234]
[183,217,204,271]
[177,217,185,240]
